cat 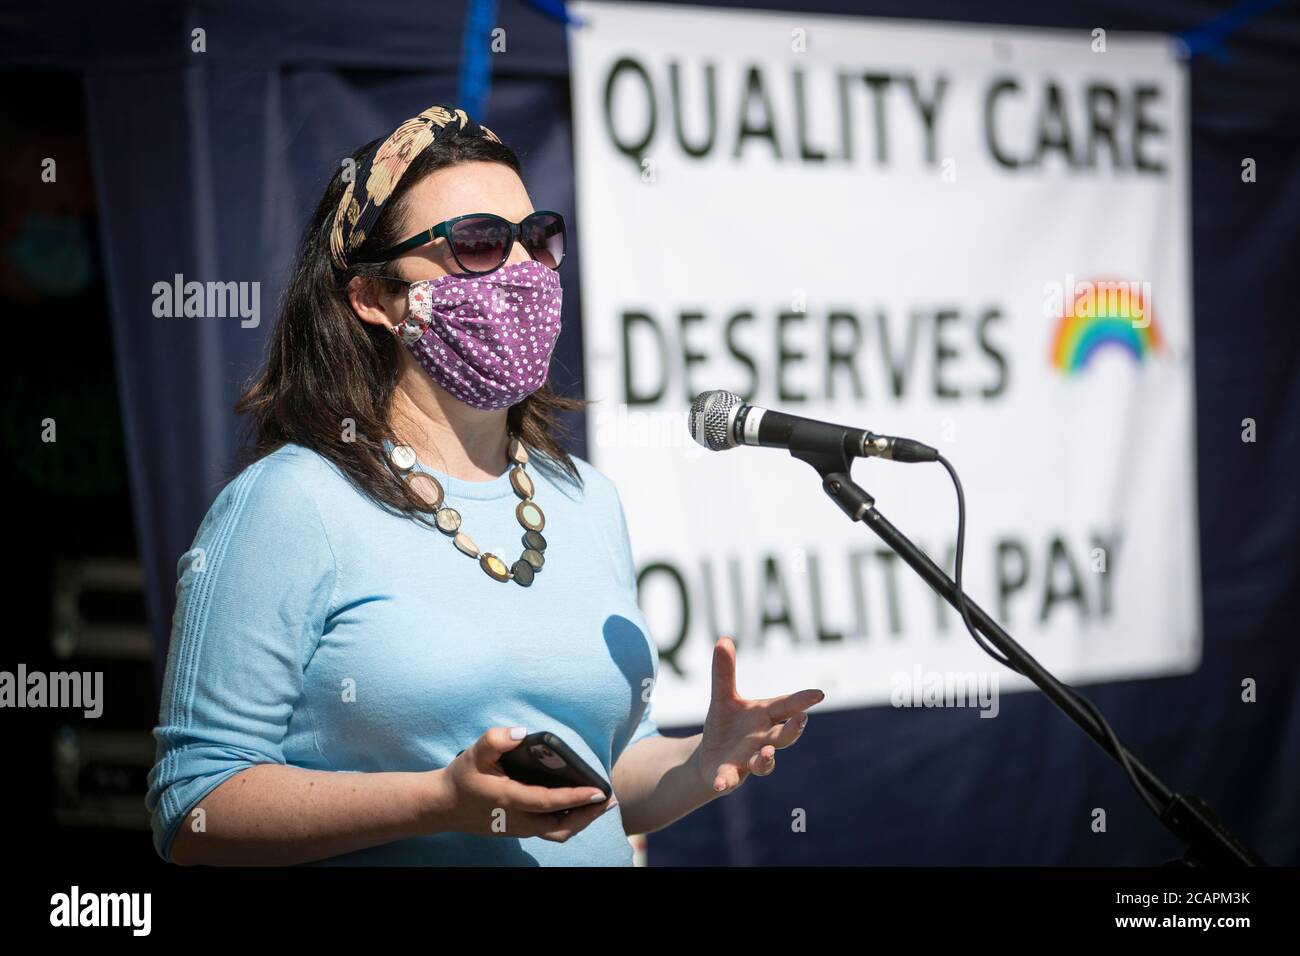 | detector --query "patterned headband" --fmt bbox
[329,104,502,270]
